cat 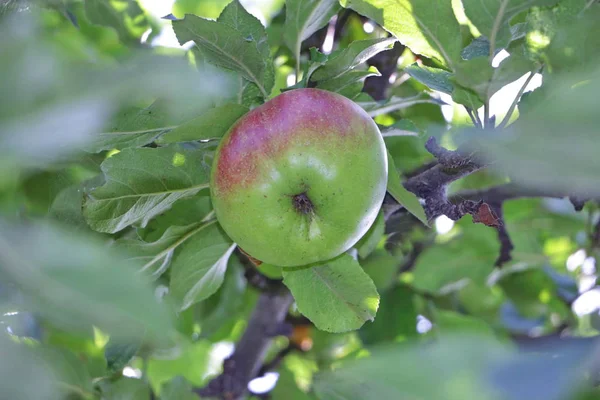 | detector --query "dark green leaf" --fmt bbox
[406,64,453,94]
[461,37,491,61]
[105,341,141,374]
